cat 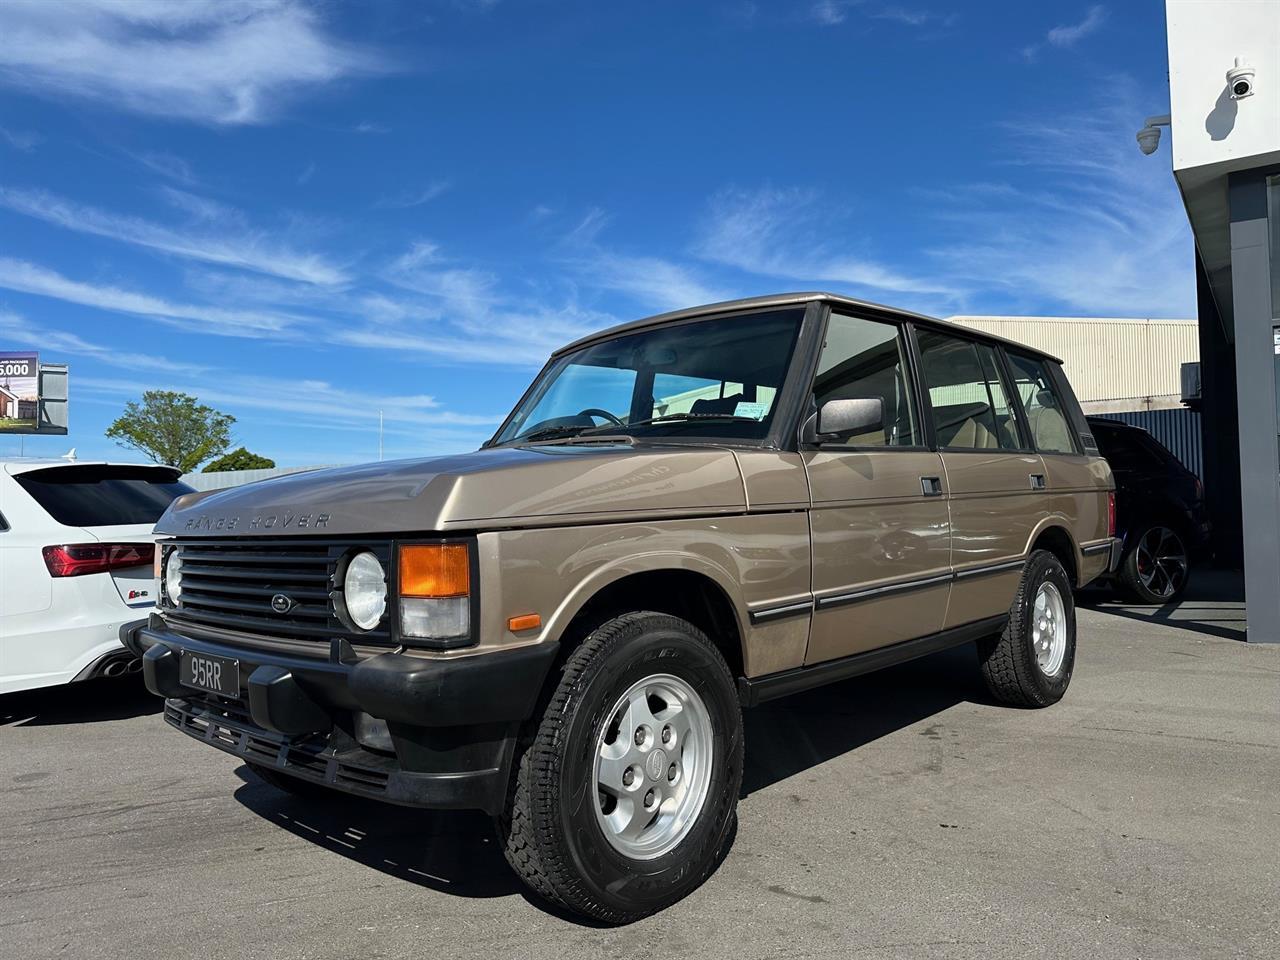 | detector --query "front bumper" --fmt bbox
[121,617,558,814]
